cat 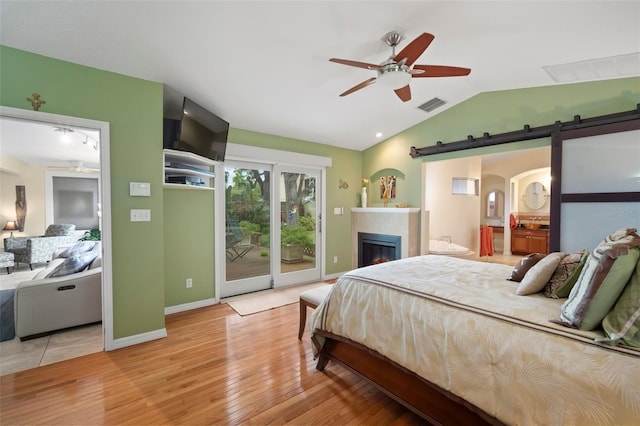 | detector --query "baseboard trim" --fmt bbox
[164,298,217,315]
[323,271,346,280]
[109,328,167,350]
